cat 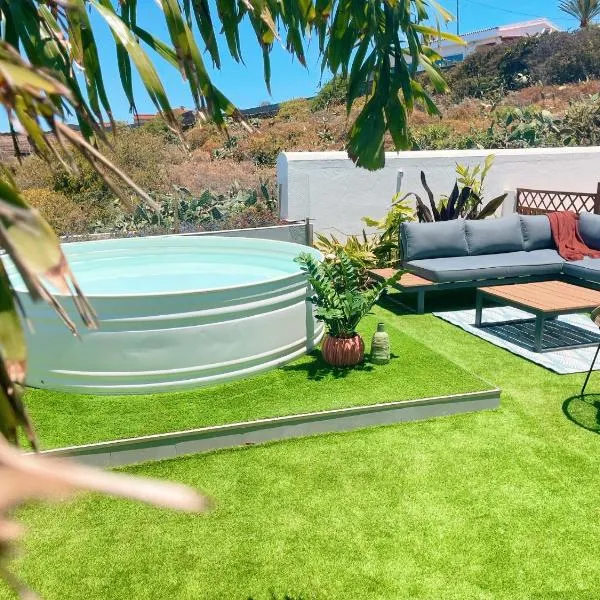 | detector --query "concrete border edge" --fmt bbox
[40,388,501,467]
